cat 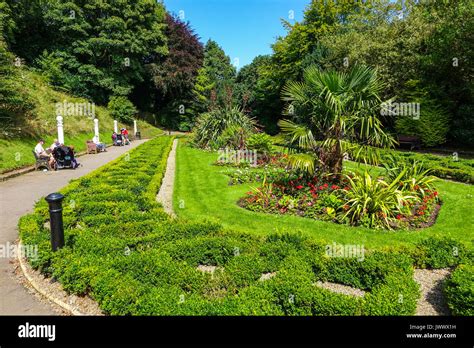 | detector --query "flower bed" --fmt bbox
[239,171,442,230]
